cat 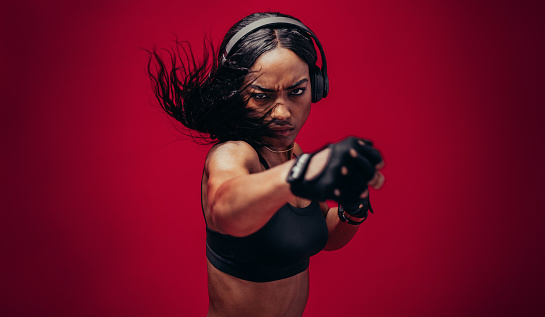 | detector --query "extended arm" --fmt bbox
[205,141,296,237]
[206,137,384,240]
